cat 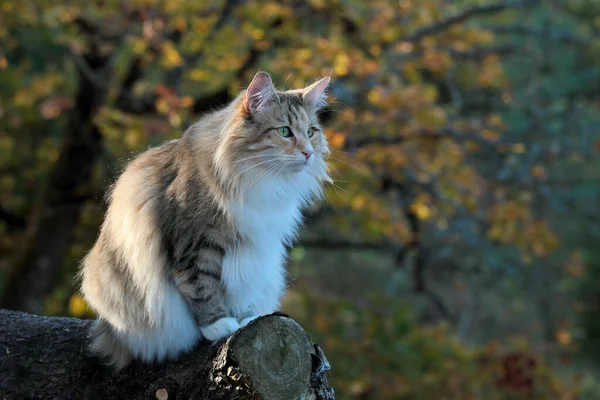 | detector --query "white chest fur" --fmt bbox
[221,194,302,316]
